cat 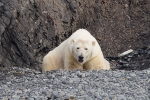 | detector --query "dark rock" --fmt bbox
[108,46,150,70]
